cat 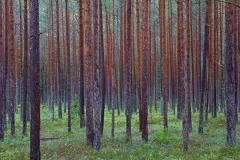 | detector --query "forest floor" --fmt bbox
[0,105,240,160]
